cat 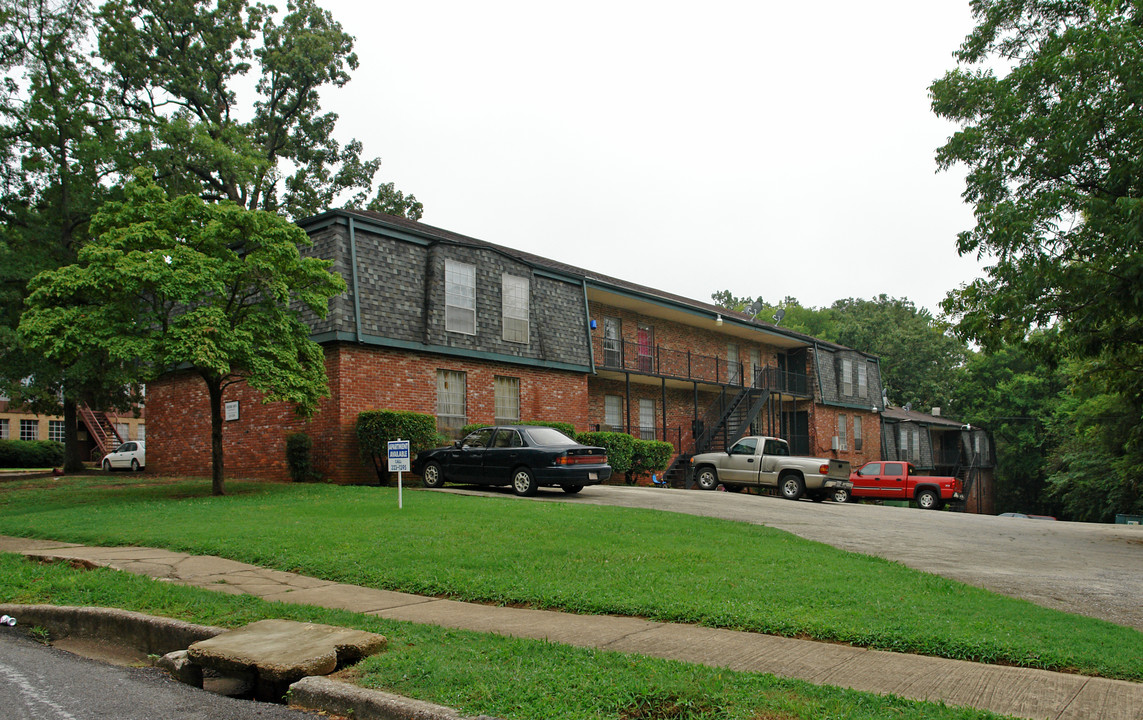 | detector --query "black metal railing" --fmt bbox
[594,337,809,395]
